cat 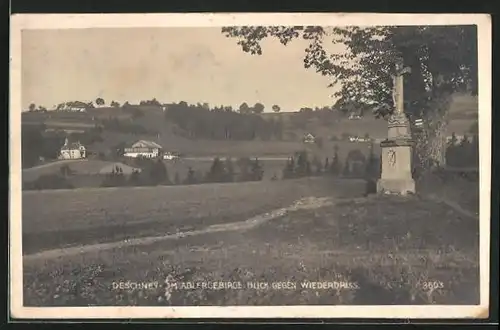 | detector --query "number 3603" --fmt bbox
[420,281,444,290]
